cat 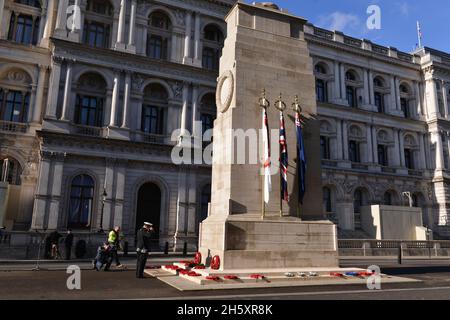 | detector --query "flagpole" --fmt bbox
[275,93,286,218]
[259,89,270,220]
[292,96,302,219]
[417,21,422,49]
